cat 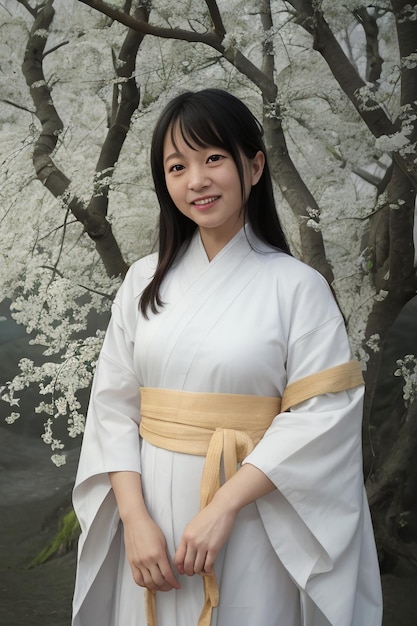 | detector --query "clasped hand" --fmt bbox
[174,498,237,577]
[124,499,237,591]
